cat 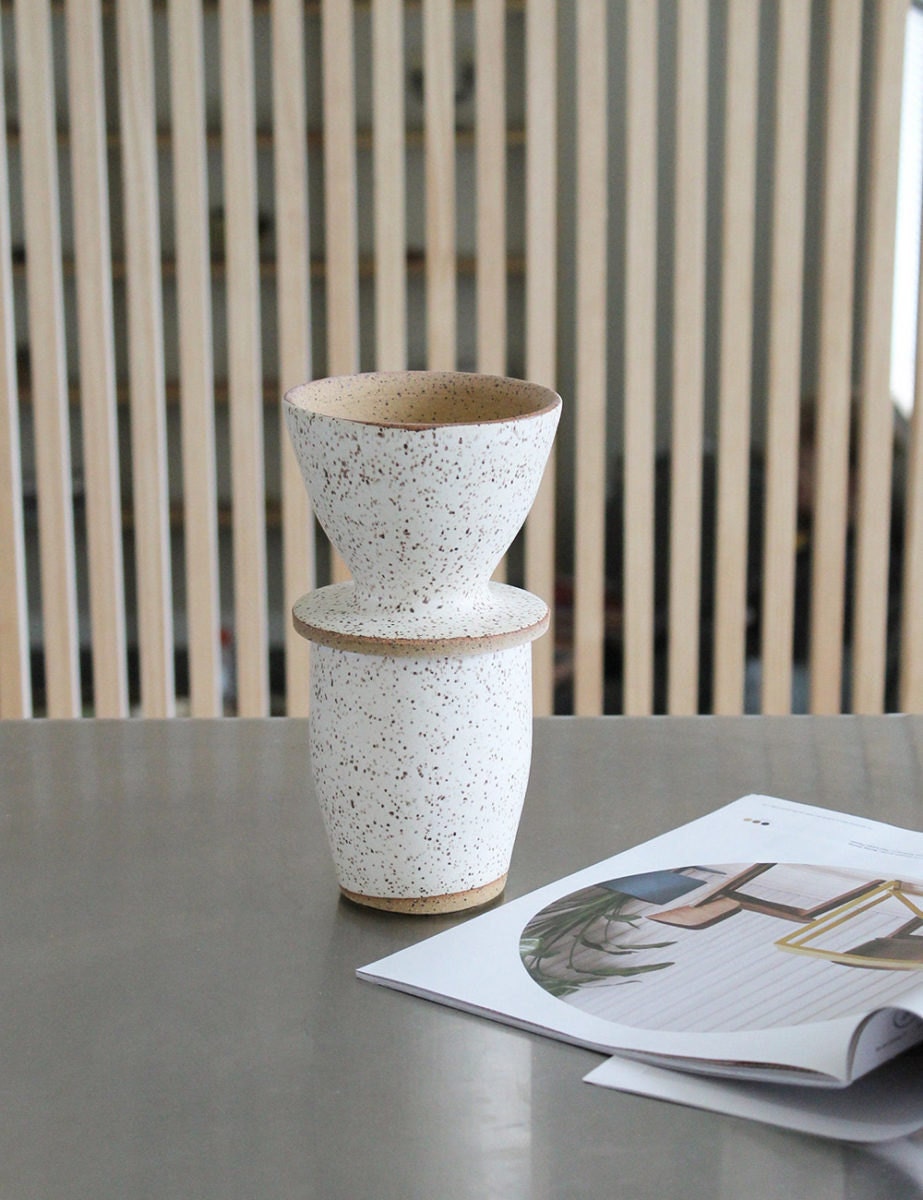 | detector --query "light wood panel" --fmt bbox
[476,0,508,585]
[0,6,29,718]
[221,0,270,716]
[851,0,907,713]
[759,0,810,715]
[321,0,358,585]
[169,0,222,717]
[118,0,175,716]
[475,0,506,377]
[524,0,557,716]
[573,0,608,717]
[67,0,128,718]
[424,0,456,370]
[322,0,359,379]
[711,0,758,715]
[809,0,863,714]
[274,0,315,716]
[901,211,923,712]
[15,0,81,717]
[373,0,407,371]
[622,0,658,716]
[667,0,708,716]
